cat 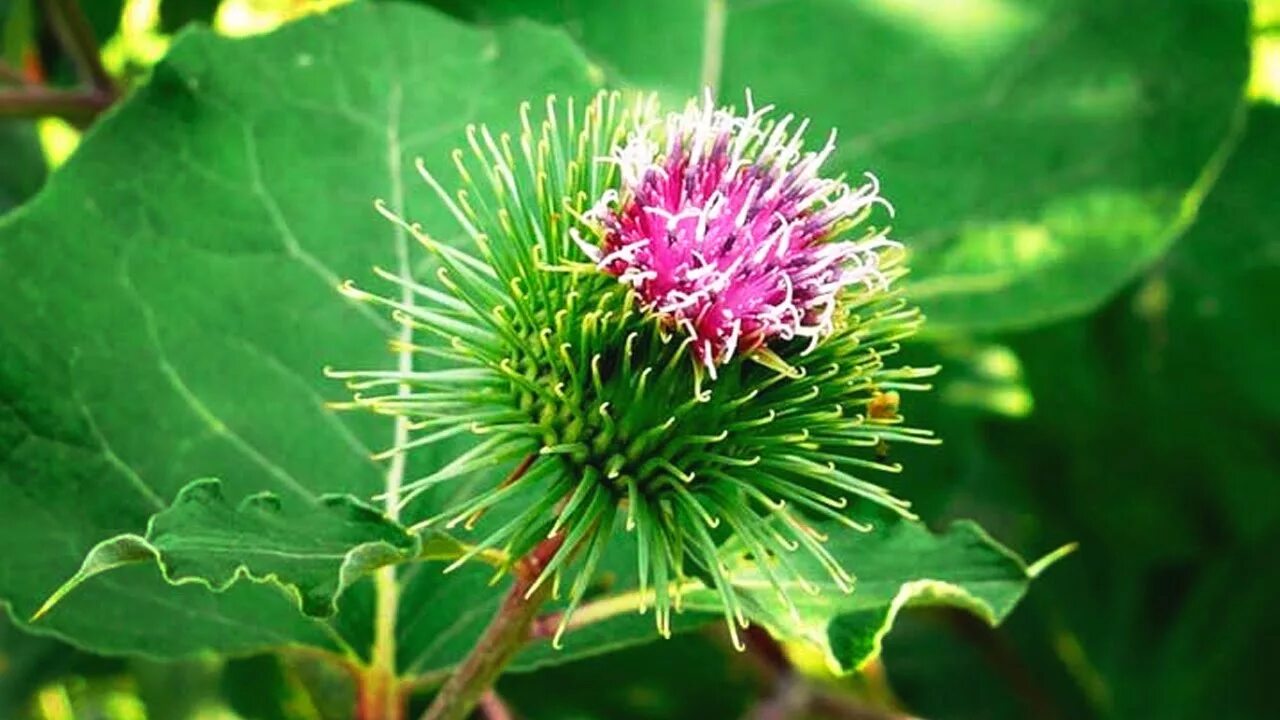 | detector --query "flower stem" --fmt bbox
[419,533,565,720]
